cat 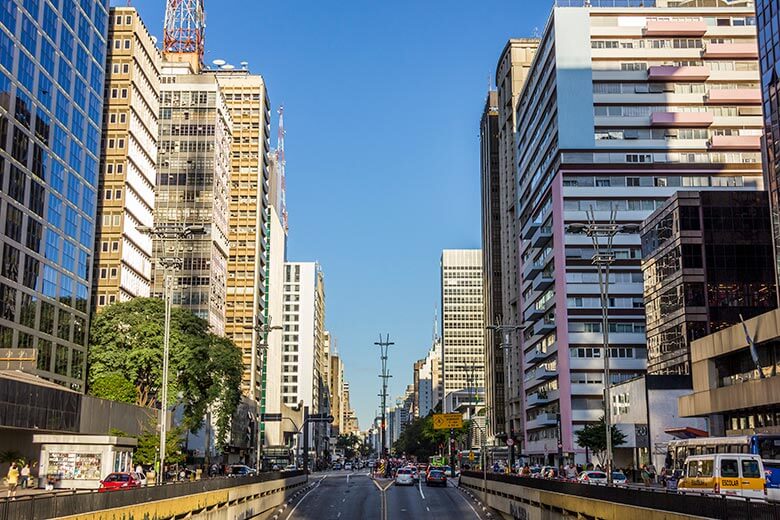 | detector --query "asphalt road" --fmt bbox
[278,472,491,520]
